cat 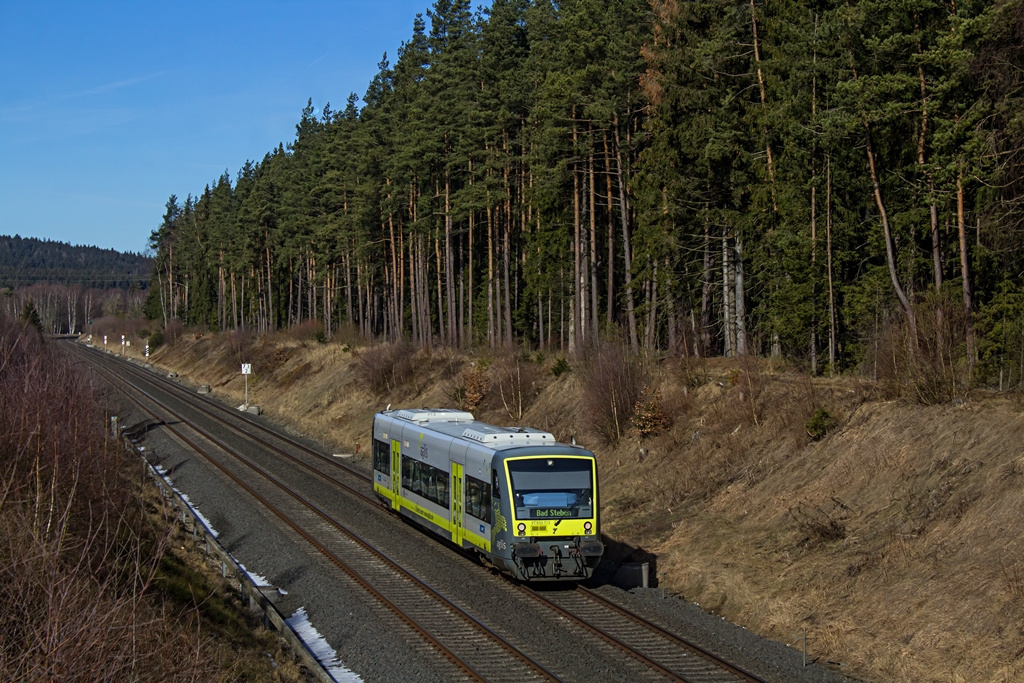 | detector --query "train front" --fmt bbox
[496,451,604,580]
